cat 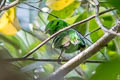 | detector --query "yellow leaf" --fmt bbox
[0,7,21,35]
[46,0,74,10]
